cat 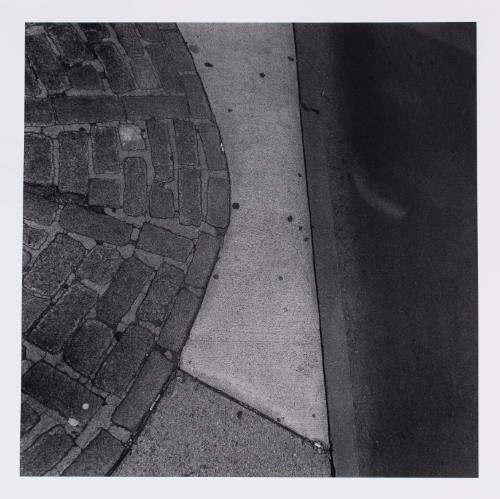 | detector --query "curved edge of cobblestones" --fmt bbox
[20,22,231,476]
